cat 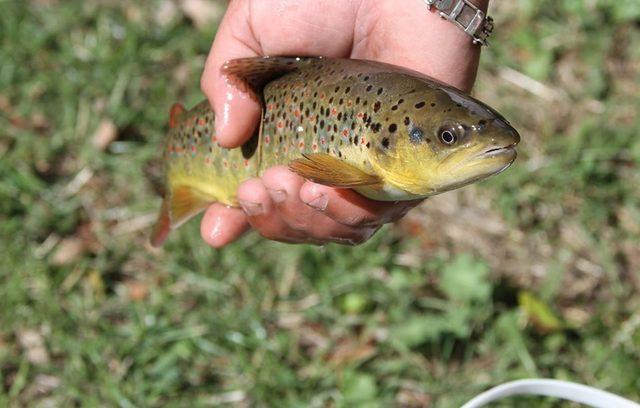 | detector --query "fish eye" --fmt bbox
[409,127,424,144]
[439,129,456,145]
[438,125,466,146]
